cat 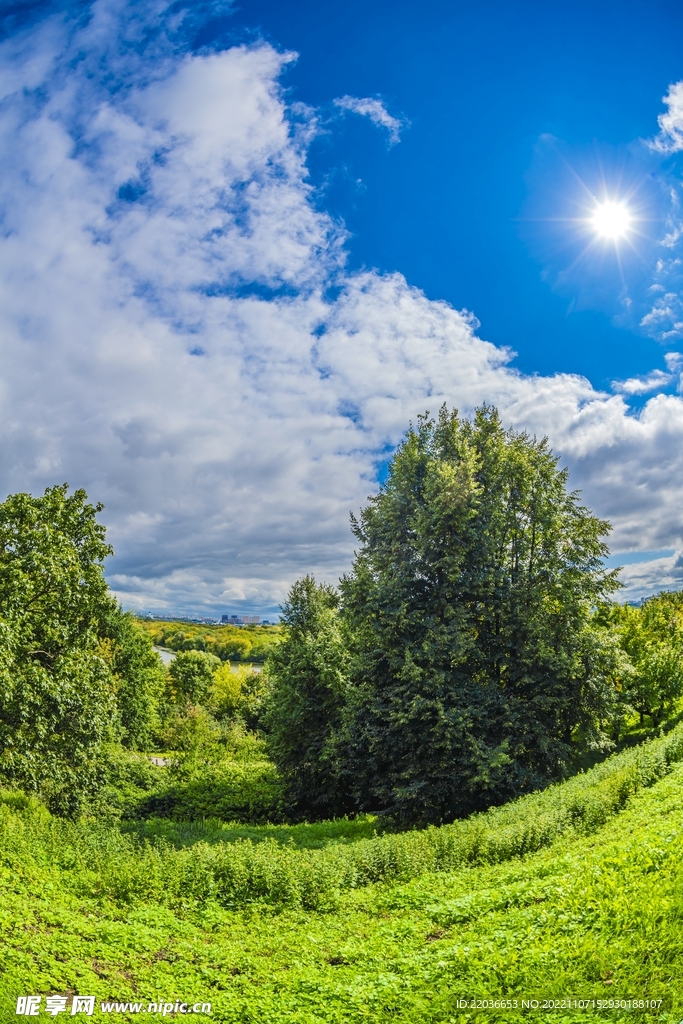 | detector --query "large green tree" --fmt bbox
[264,576,352,819]
[340,406,621,825]
[0,485,116,813]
